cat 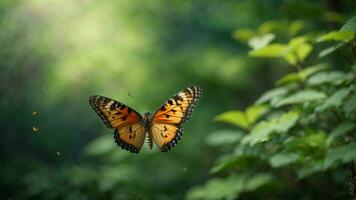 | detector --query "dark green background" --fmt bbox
[0,0,354,199]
